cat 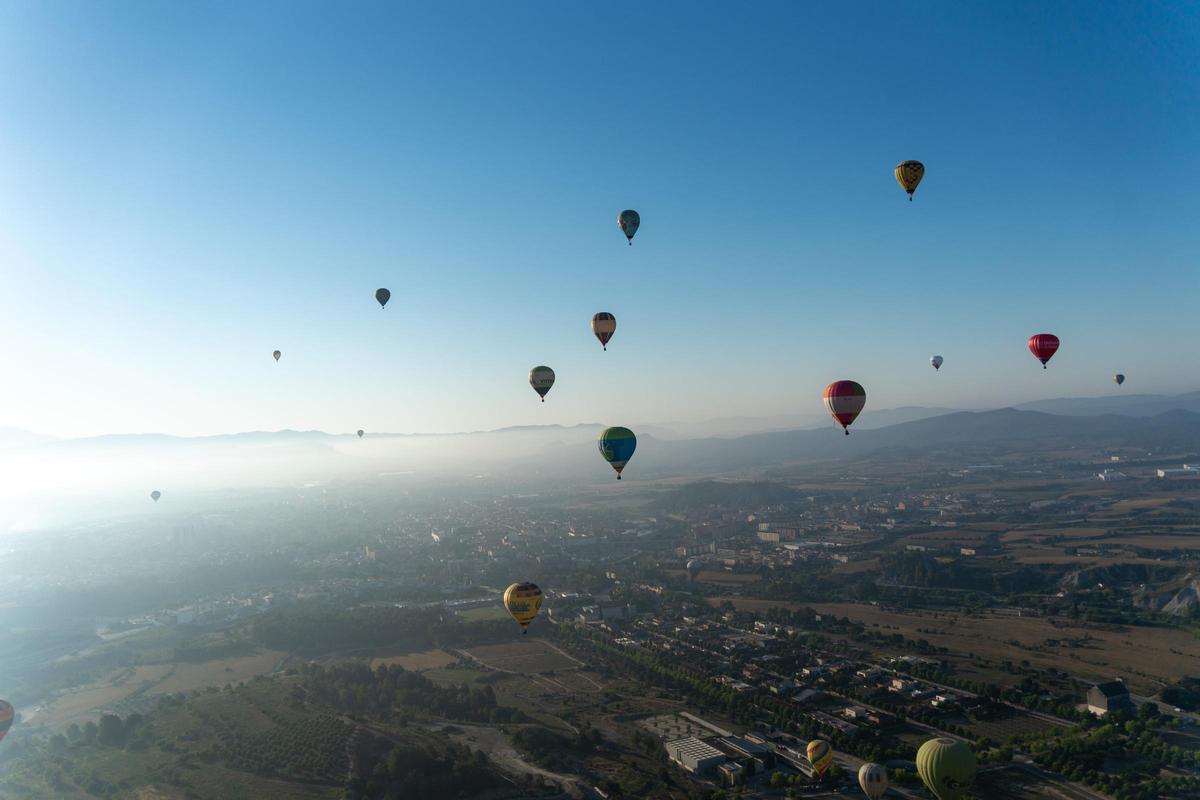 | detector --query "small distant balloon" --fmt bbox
[617,209,640,244]
[1028,334,1059,369]
[375,288,391,309]
[503,582,543,634]
[150,490,161,503]
[272,350,281,362]
[1114,373,1125,386]
[598,426,637,480]
[357,429,365,438]
[529,366,555,402]
[931,355,944,371]
[858,763,889,800]
[824,380,866,435]
[592,312,616,350]
[807,739,834,777]
[894,160,925,200]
